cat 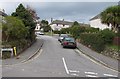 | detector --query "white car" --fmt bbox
[58,34,69,43]
[35,32,44,35]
